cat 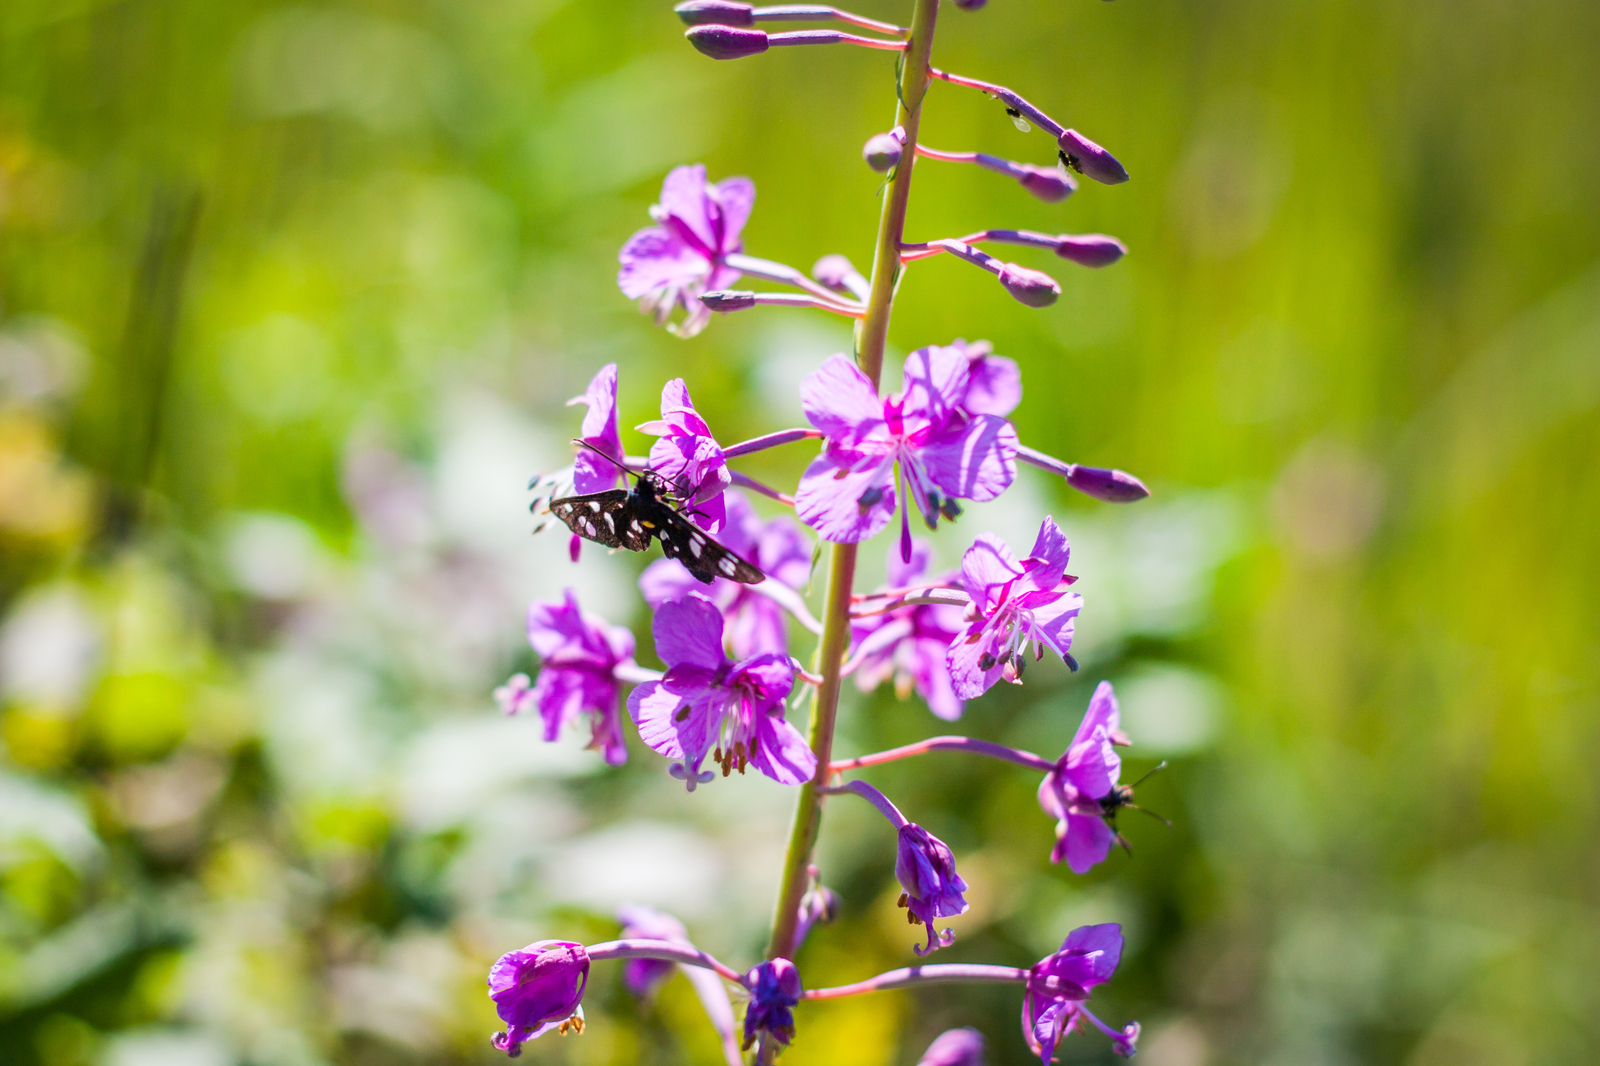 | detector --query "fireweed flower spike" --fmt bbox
[618,164,753,337]
[1023,924,1138,1063]
[794,347,1018,548]
[488,941,590,1056]
[637,378,732,532]
[849,538,967,720]
[1038,681,1135,873]
[498,589,636,765]
[628,592,815,789]
[948,517,1083,700]
[640,489,812,657]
